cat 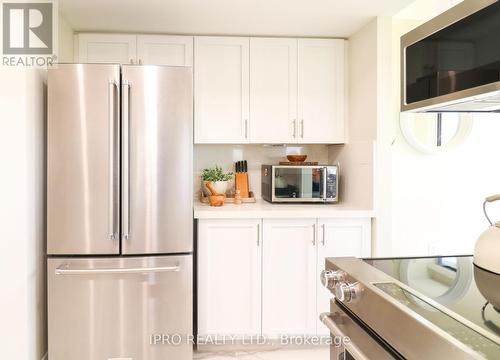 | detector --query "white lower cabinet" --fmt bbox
[198,219,262,337]
[316,218,371,335]
[262,219,317,337]
[197,217,371,337]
